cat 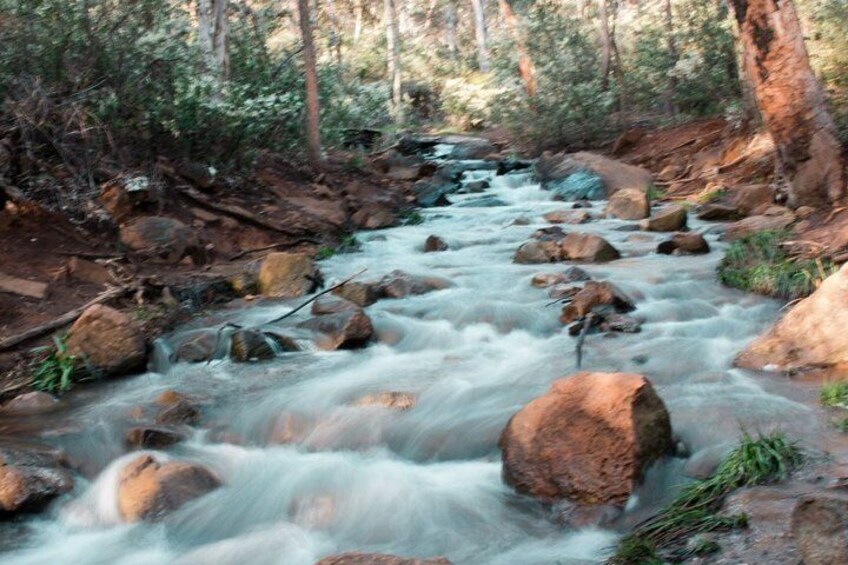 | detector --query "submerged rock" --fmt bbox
[258,252,320,298]
[351,392,418,411]
[513,241,560,264]
[66,304,146,376]
[543,210,591,225]
[299,310,374,350]
[0,444,73,515]
[229,329,276,362]
[560,281,635,324]
[379,270,452,299]
[424,235,449,252]
[316,553,452,565]
[560,233,620,262]
[499,372,673,506]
